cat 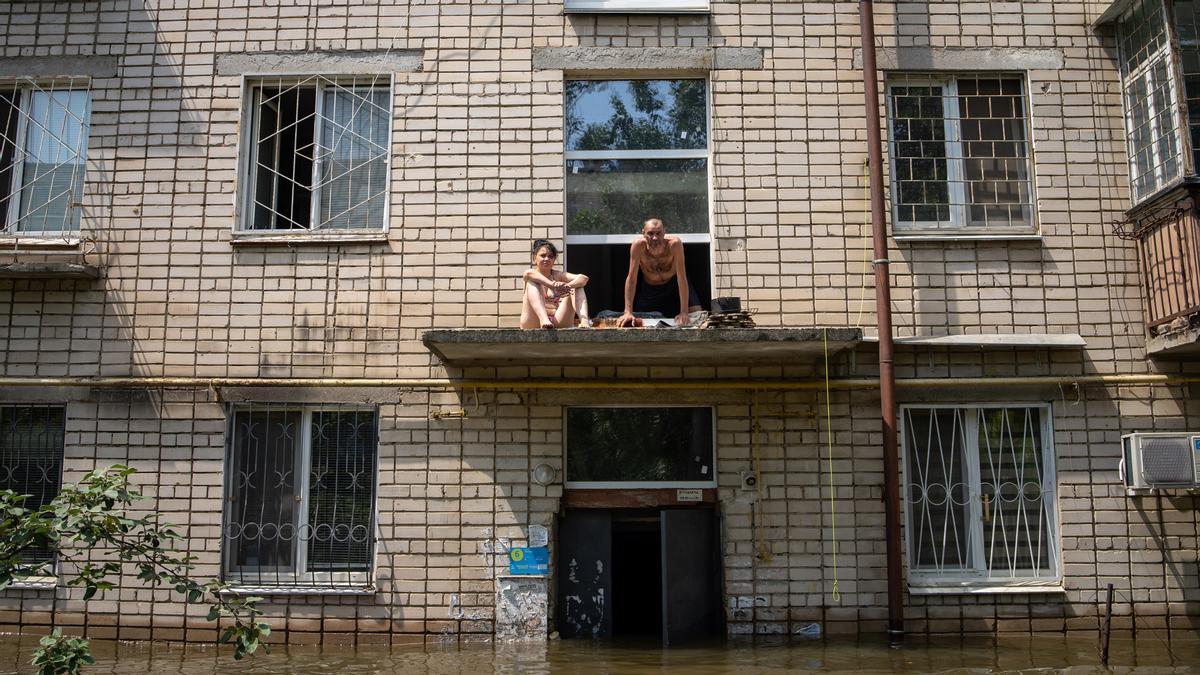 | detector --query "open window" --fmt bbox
[563,79,712,314]
[238,75,391,234]
[222,406,378,590]
[0,406,65,579]
[0,81,90,237]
